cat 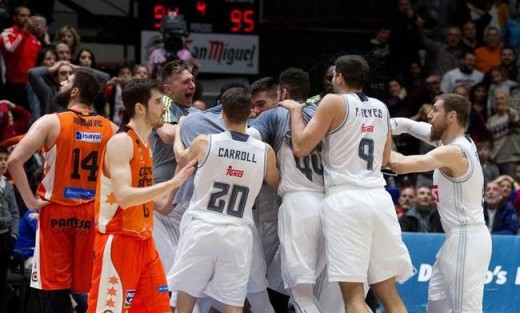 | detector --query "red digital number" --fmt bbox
[153,5,180,30]
[229,9,255,33]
